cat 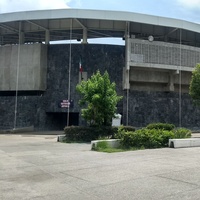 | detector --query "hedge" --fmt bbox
[64,126,135,142]
[116,124,191,149]
[173,128,192,138]
[146,123,175,131]
[64,123,191,148]
[119,128,175,149]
